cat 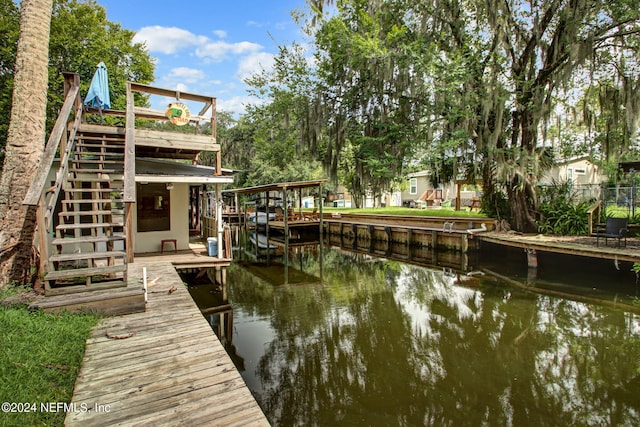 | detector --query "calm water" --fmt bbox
[190,242,640,426]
